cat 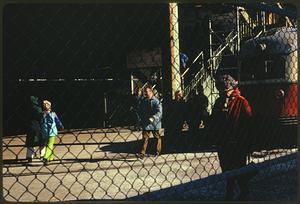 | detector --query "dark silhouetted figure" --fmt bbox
[130,87,143,130]
[168,90,187,151]
[186,85,209,144]
[25,96,47,162]
[212,74,252,200]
